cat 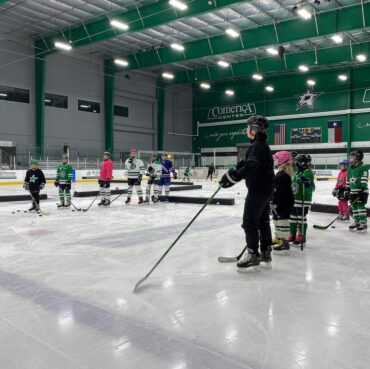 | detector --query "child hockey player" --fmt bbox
[332,159,350,221]
[289,154,315,246]
[144,153,162,204]
[55,154,73,208]
[158,153,177,202]
[125,149,145,205]
[24,159,46,211]
[346,150,368,231]
[183,166,192,182]
[220,115,274,272]
[98,151,113,206]
[271,151,295,253]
